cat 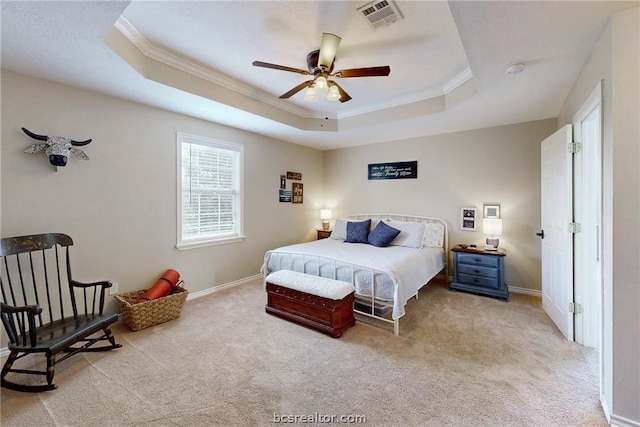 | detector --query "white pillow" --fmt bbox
[331,218,348,240]
[387,221,426,248]
[423,223,445,247]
